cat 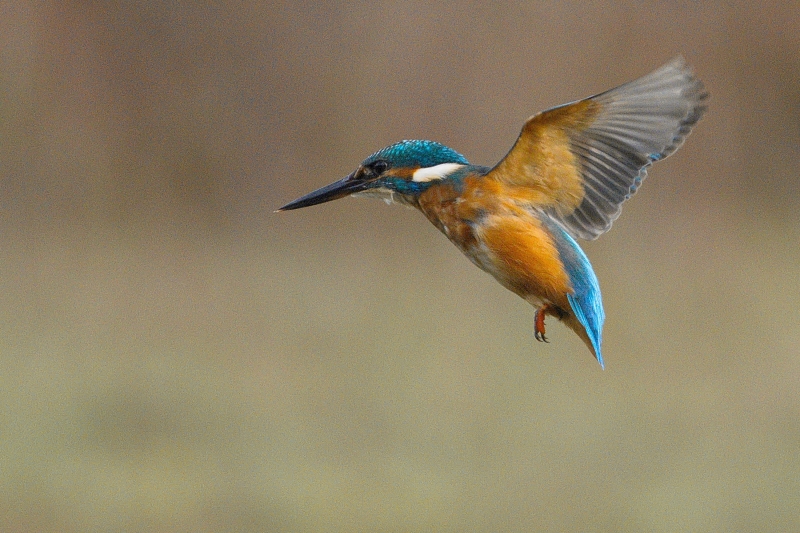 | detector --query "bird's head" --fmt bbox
[277,140,470,211]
